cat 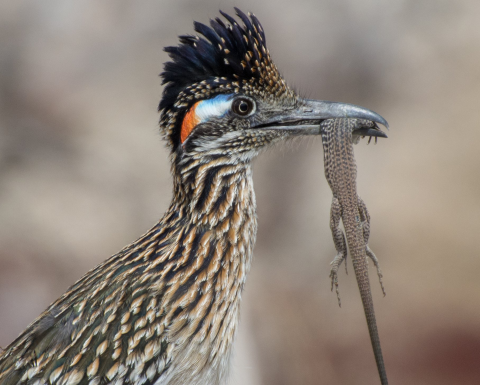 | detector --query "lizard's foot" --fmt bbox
[329,251,347,307]
[366,245,386,296]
